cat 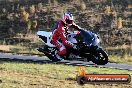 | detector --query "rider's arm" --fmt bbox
[60,28,73,47]
[70,22,81,34]
[71,22,82,31]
